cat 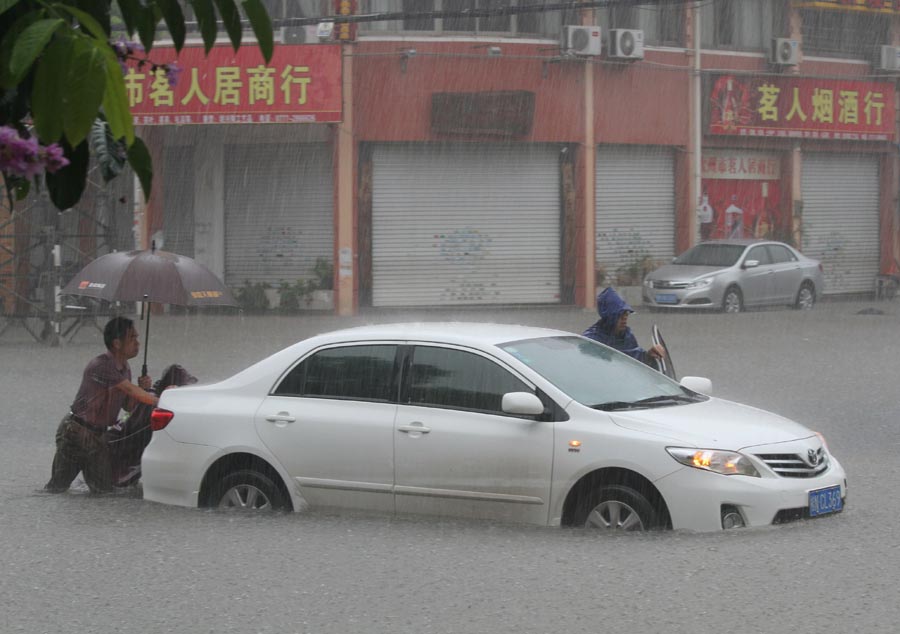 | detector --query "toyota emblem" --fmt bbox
[807,448,819,466]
